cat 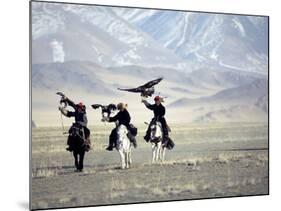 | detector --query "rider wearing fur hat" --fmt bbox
[142,96,169,143]
[59,97,91,151]
[104,103,137,151]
